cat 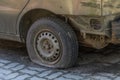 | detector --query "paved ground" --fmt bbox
[0,40,120,80]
